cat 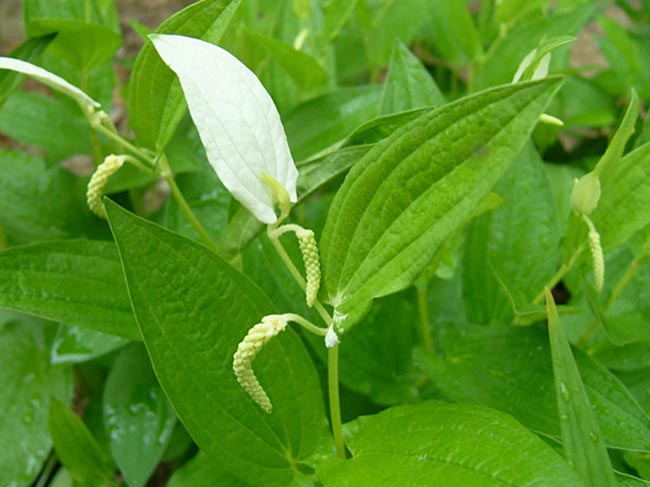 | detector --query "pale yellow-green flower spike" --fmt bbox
[86,155,125,219]
[583,215,604,293]
[233,315,289,413]
[296,228,321,307]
